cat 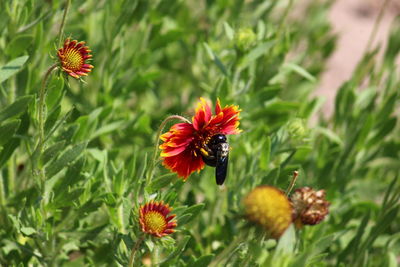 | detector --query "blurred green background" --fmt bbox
[0,0,399,266]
